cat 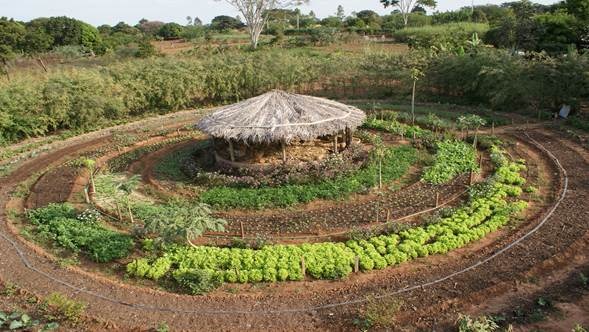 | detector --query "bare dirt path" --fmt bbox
[0,125,587,331]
